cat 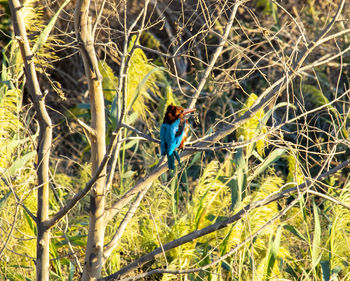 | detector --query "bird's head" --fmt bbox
[163,104,195,124]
